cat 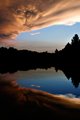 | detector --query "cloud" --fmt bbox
[31,84,40,88]
[65,93,76,98]
[30,32,40,36]
[0,0,80,41]
[59,93,76,98]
